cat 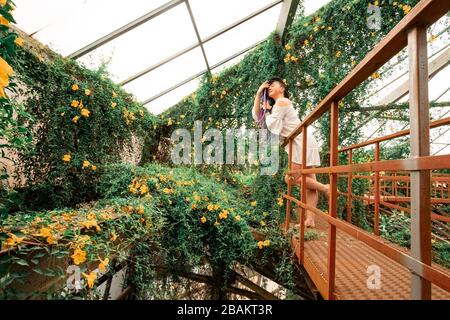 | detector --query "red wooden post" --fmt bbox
[347,149,353,223]
[285,139,293,232]
[408,25,431,300]
[299,126,307,264]
[374,142,380,236]
[327,100,339,300]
